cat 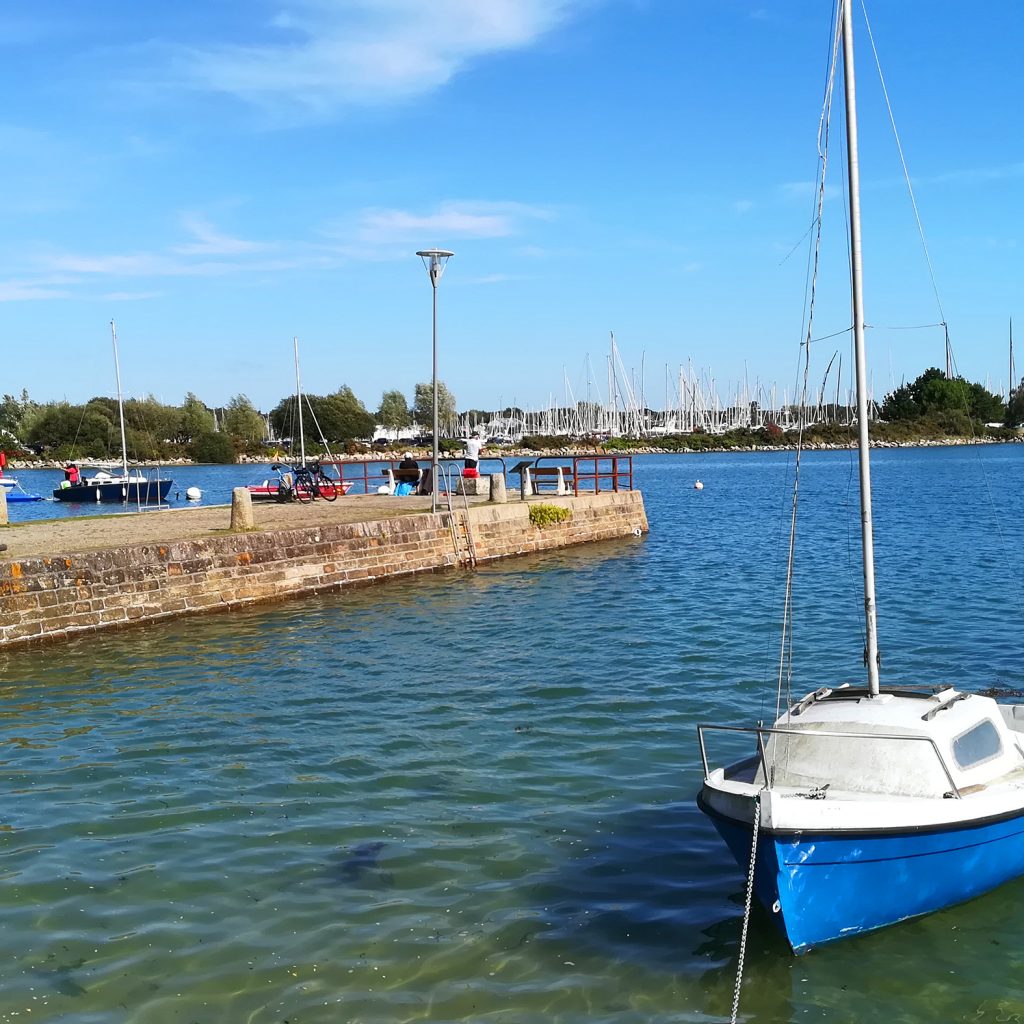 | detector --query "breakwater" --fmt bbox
[0,491,647,648]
